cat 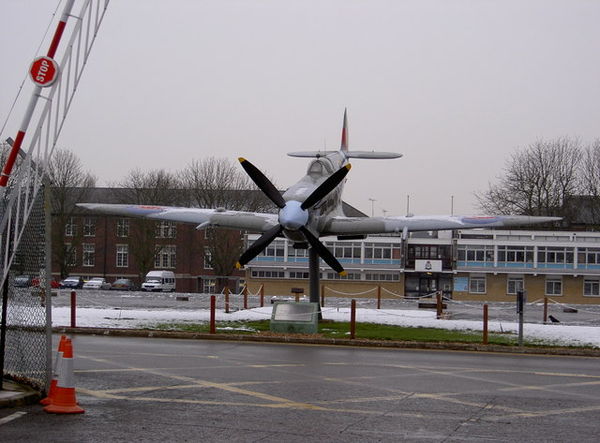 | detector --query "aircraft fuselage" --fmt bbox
[280,152,347,243]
